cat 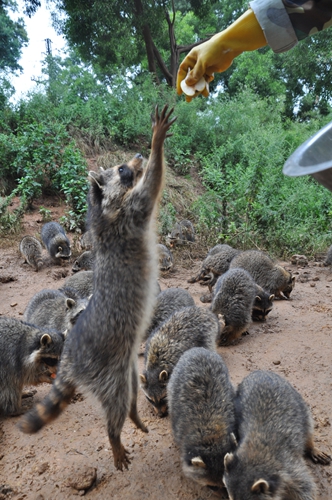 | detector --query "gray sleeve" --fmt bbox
[249,0,298,53]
